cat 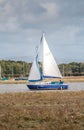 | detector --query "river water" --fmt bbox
[0,82,84,94]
